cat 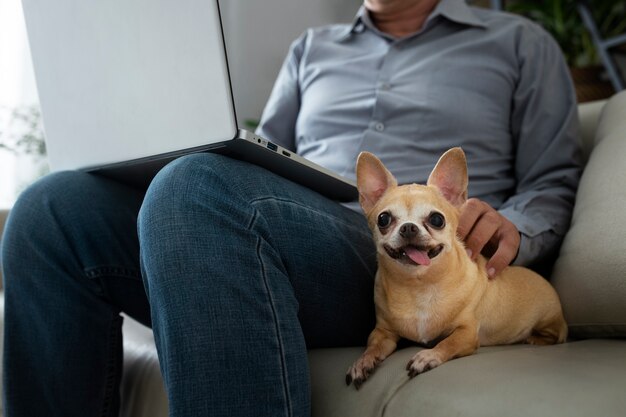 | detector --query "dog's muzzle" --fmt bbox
[384,243,444,266]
